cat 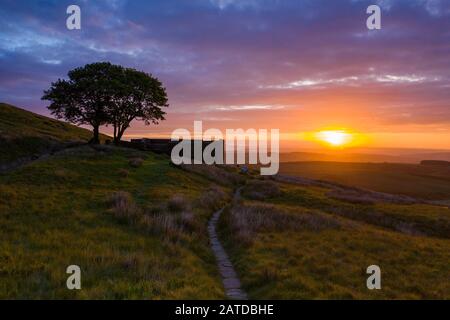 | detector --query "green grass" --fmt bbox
[2,104,449,300]
[219,180,450,299]
[0,103,108,165]
[270,183,450,238]
[279,161,450,200]
[0,146,226,299]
